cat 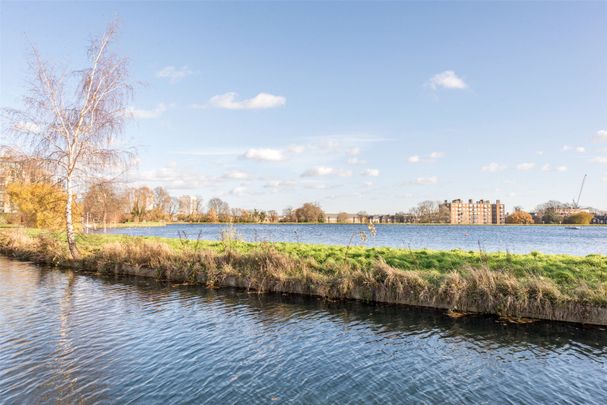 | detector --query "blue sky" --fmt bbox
[1,1,606,213]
